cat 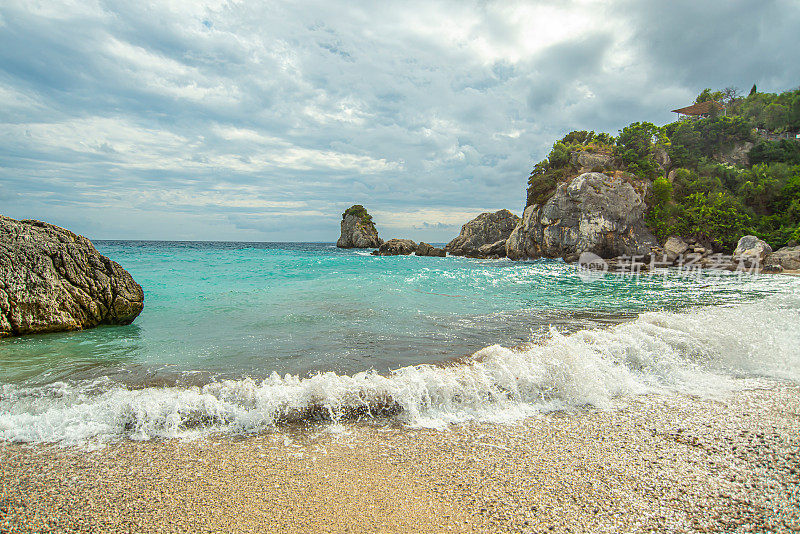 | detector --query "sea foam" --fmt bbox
[1,292,798,445]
